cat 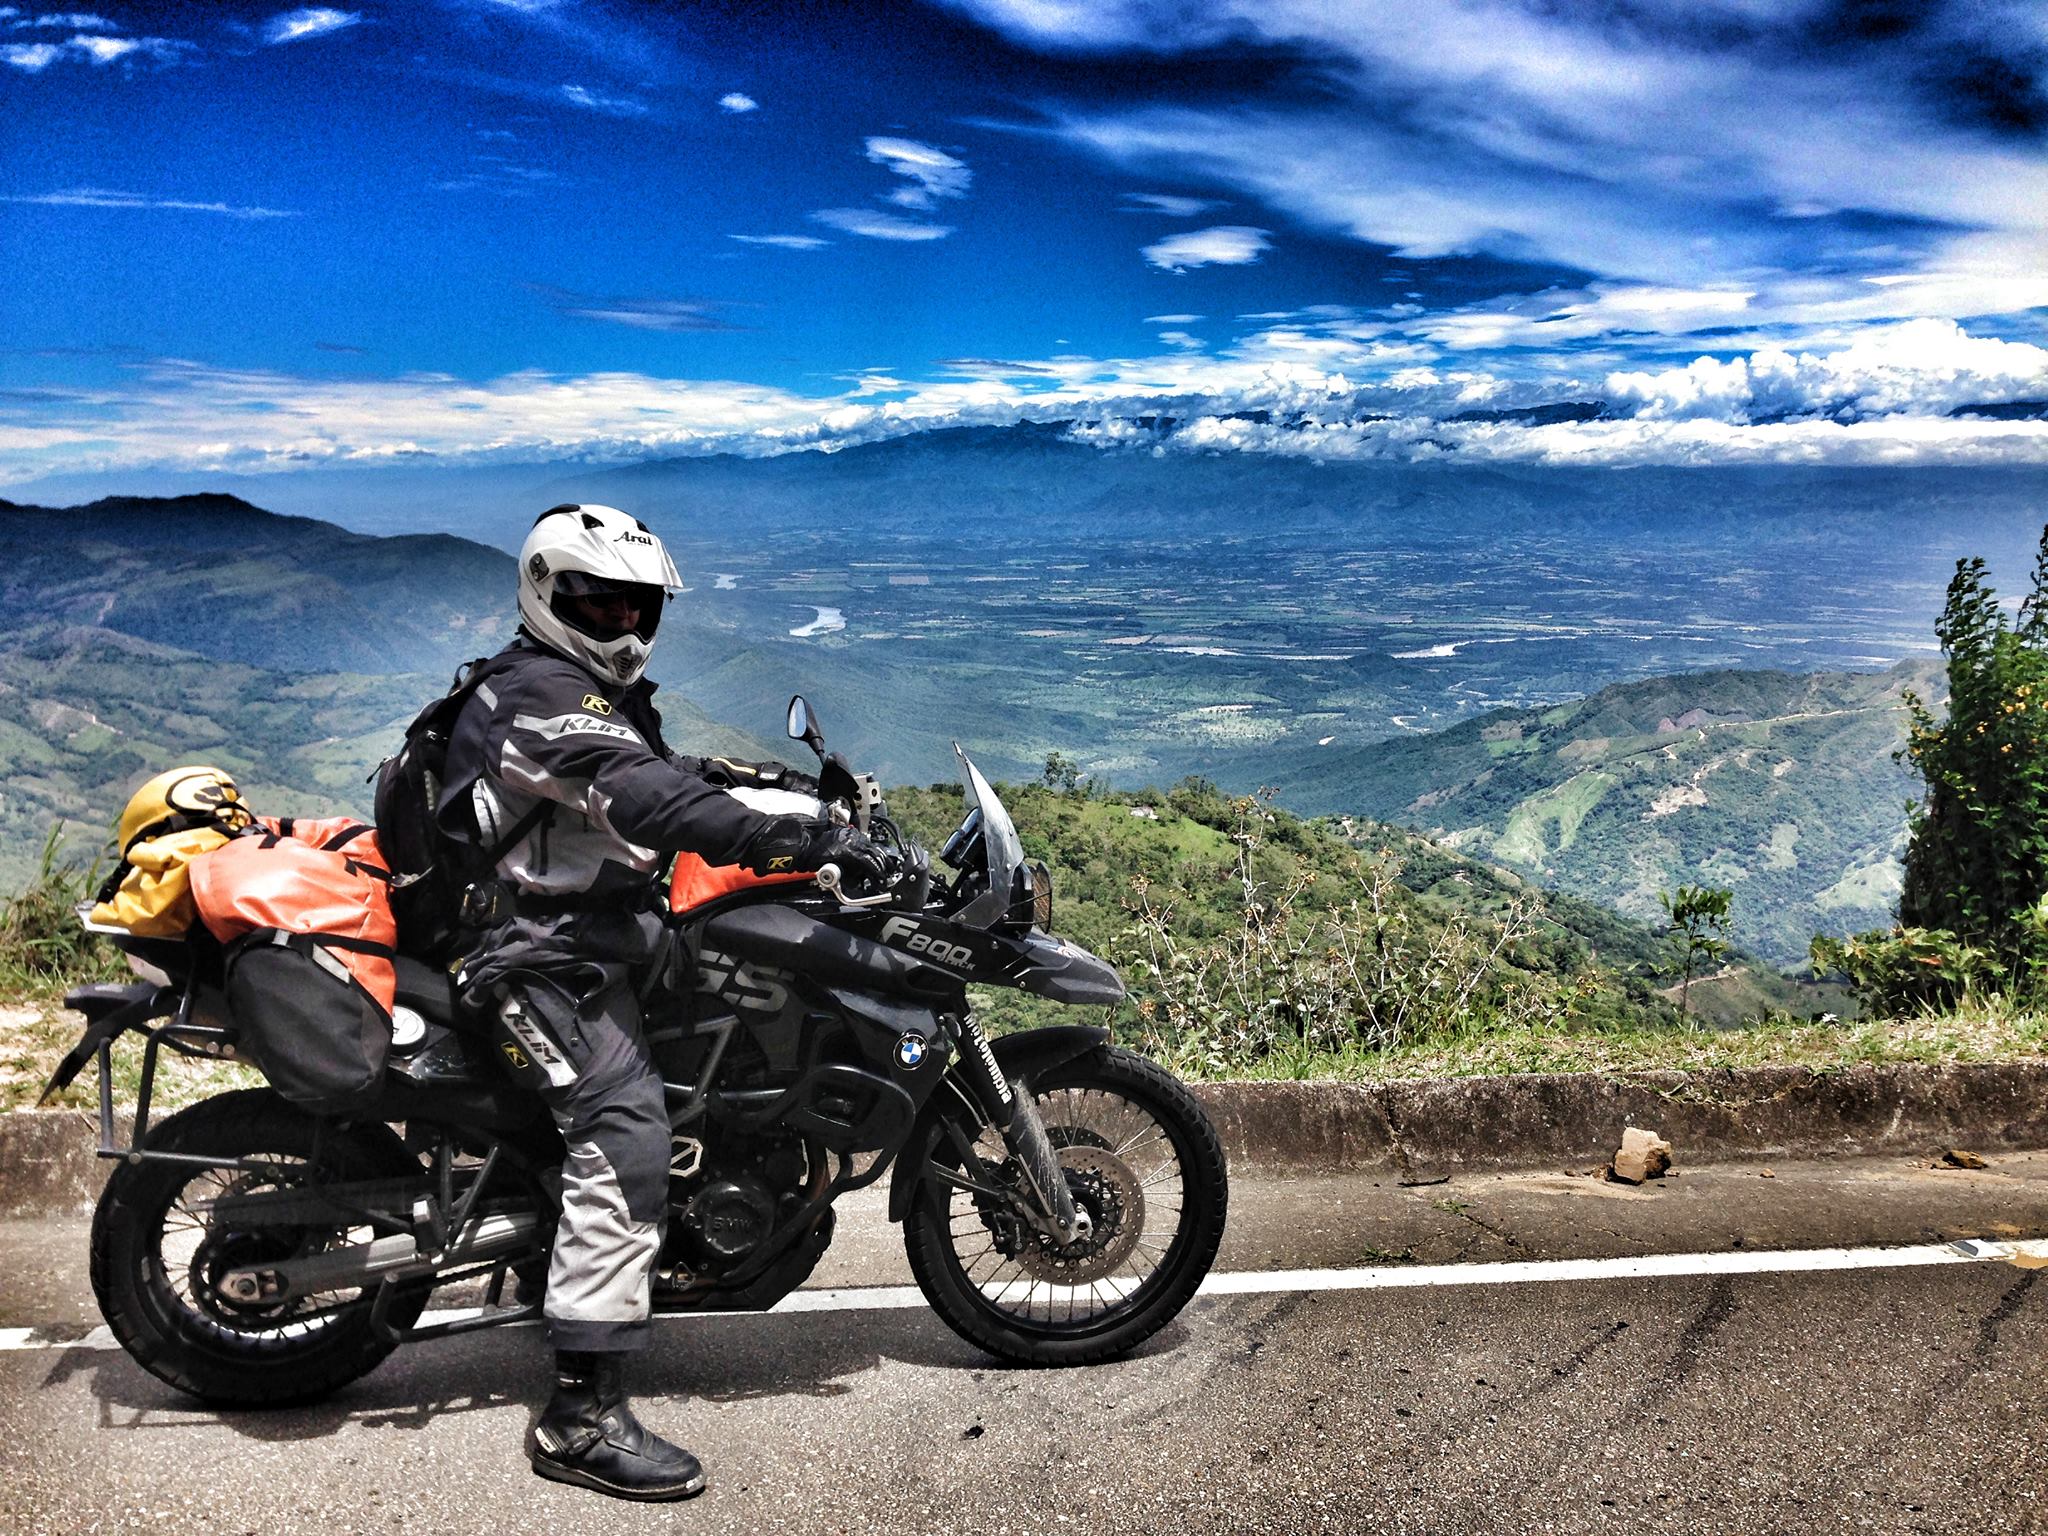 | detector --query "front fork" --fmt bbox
[950,1012,1086,1244]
